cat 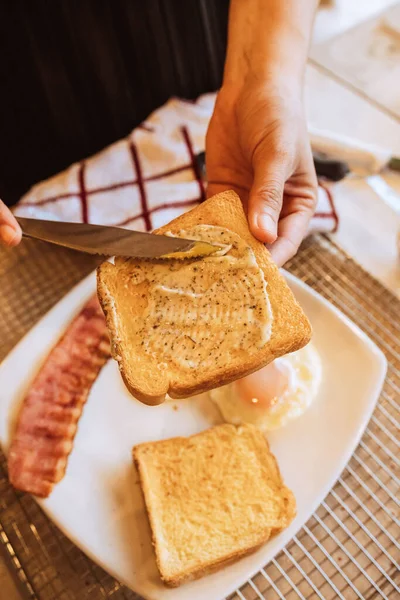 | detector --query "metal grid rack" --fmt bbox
[0,234,399,600]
